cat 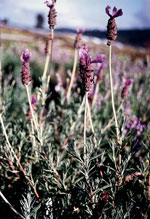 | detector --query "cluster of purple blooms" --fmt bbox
[45,0,57,29]
[124,115,145,136]
[105,6,123,45]
[79,44,106,92]
[121,79,134,99]
[20,49,32,85]
[74,28,86,49]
